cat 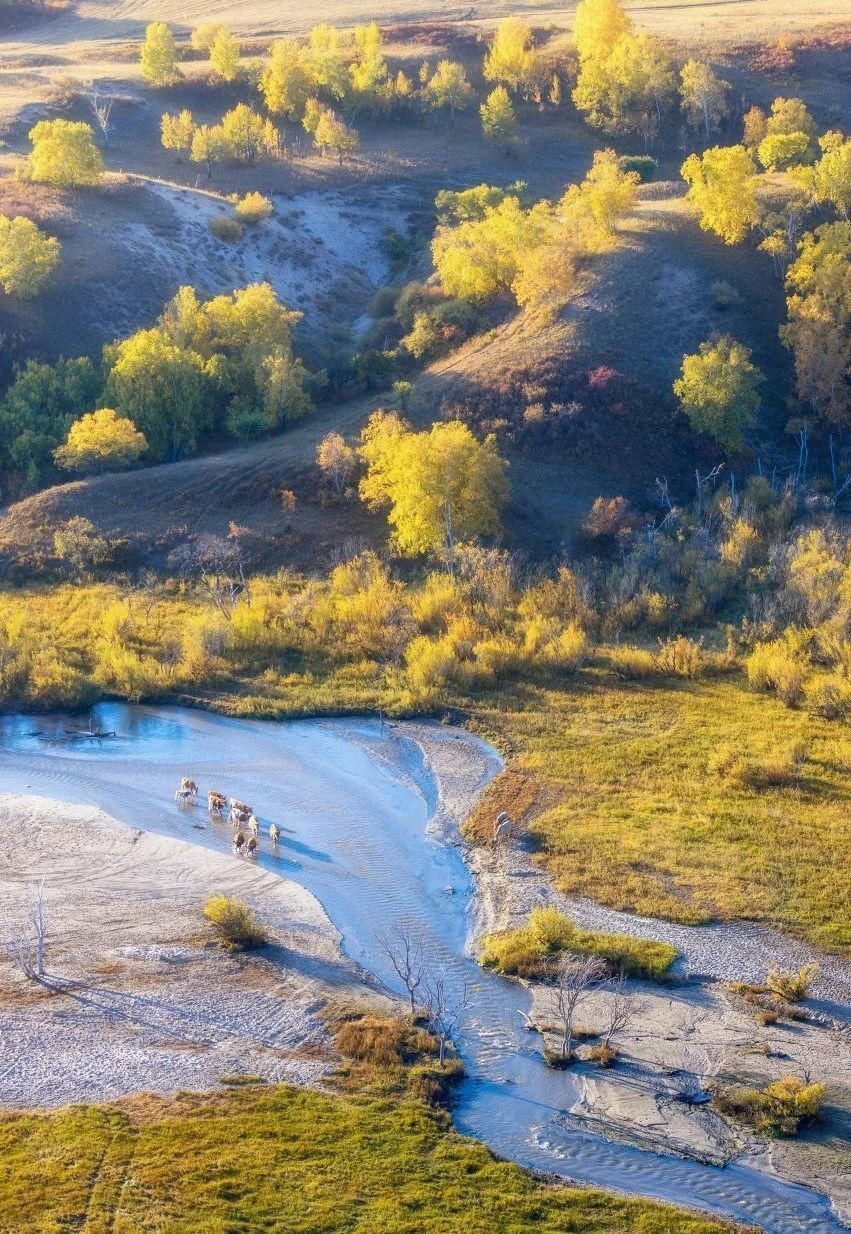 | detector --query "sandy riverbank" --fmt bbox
[459,789,851,1226]
[0,793,376,1107]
